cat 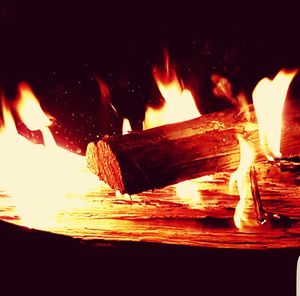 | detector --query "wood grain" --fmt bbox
[0,168,299,249]
[87,99,300,194]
